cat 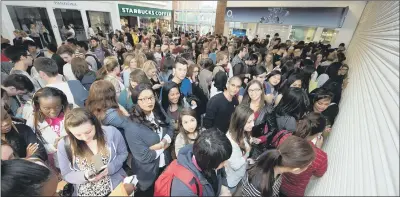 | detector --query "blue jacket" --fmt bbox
[124,114,174,191]
[171,144,228,196]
